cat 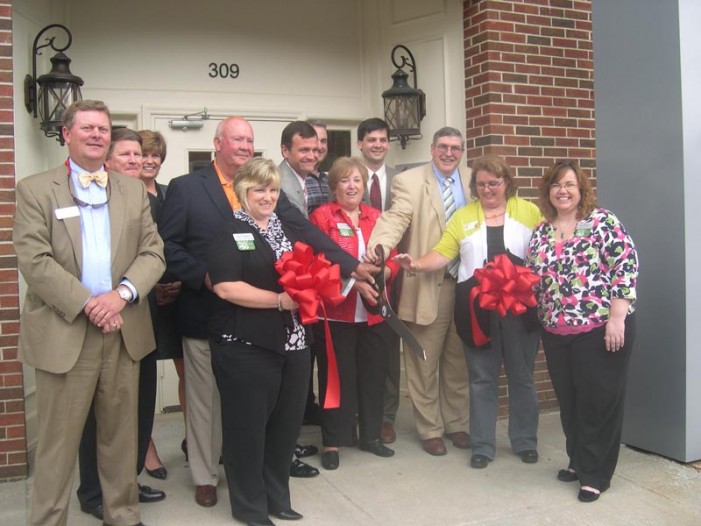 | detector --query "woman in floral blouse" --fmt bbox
[527,160,639,503]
